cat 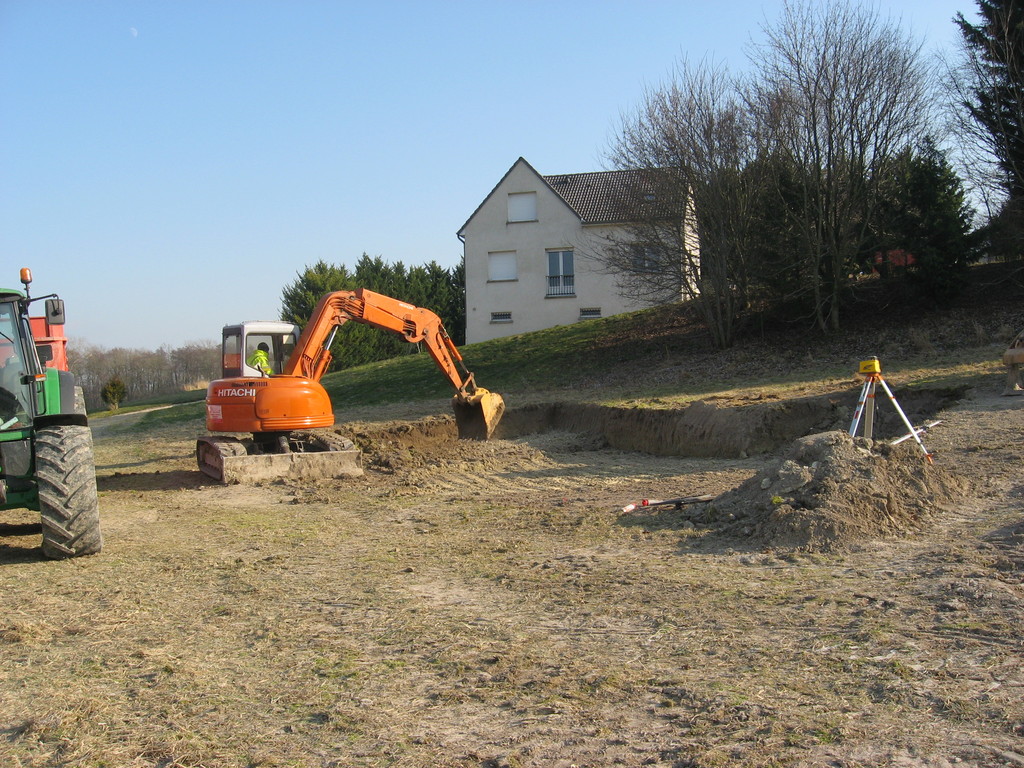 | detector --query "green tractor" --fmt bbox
[0,268,101,558]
